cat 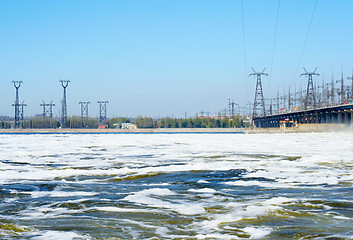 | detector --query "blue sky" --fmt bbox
[0,0,352,118]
